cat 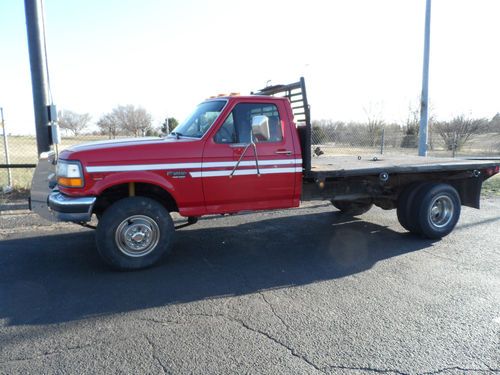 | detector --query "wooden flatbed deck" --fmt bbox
[307,155,500,178]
